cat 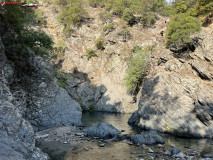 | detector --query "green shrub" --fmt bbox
[99,11,112,24]
[62,25,75,37]
[21,29,53,57]
[89,104,94,111]
[35,9,46,25]
[103,24,114,32]
[88,0,105,7]
[79,103,86,110]
[105,3,113,11]
[122,8,135,25]
[57,0,88,37]
[196,0,213,15]
[112,0,132,16]
[52,40,66,59]
[118,20,130,41]
[57,81,67,88]
[165,12,201,47]
[85,49,97,59]
[54,69,73,88]
[124,49,150,93]
[140,12,156,28]
[58,5,88,27]
[95,38,105,50]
